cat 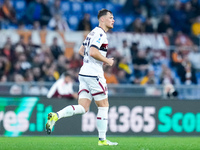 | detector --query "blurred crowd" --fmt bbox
[0,0,199,35]
[0,0,200,90]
